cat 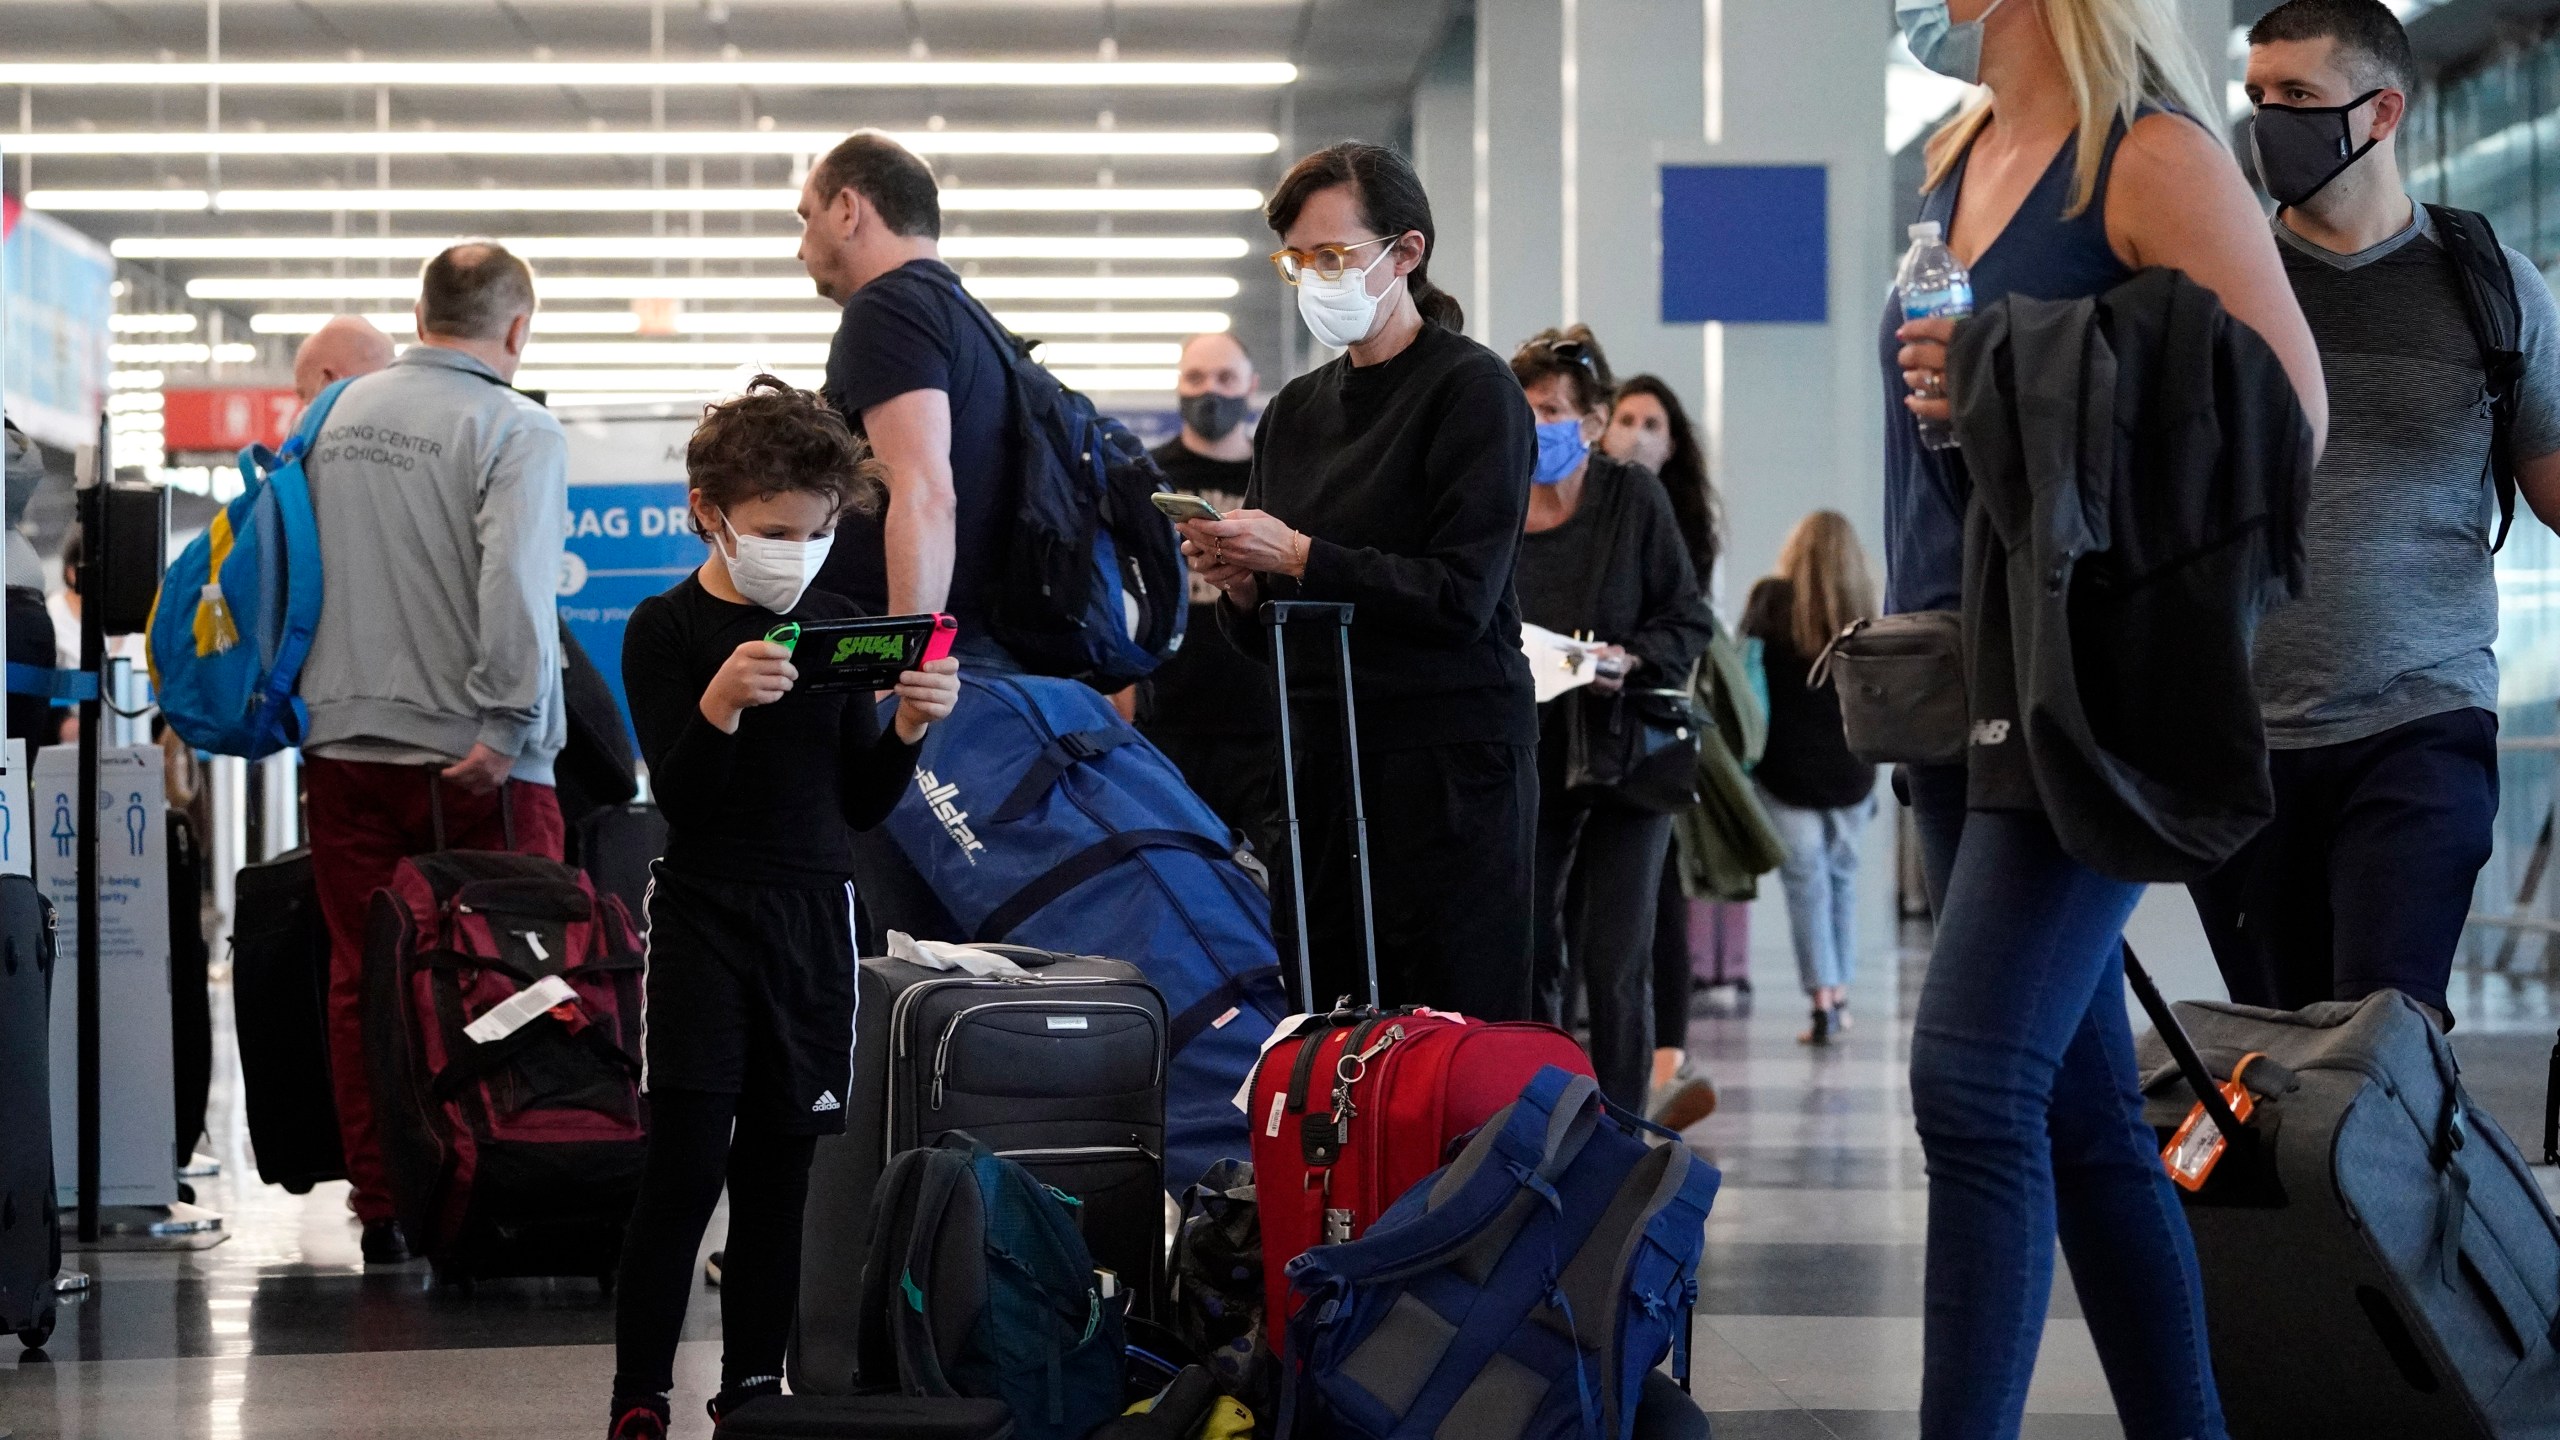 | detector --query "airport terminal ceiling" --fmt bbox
[2,0,1465,444]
